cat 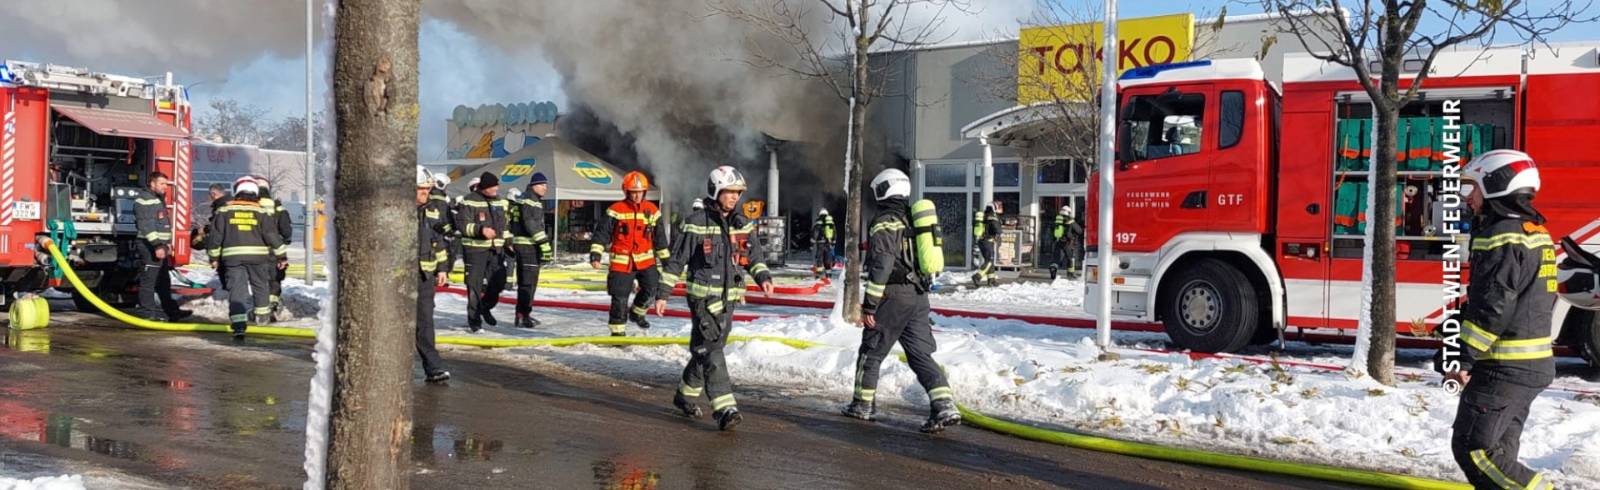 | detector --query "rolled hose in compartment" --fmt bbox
[42,240,1469,490]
